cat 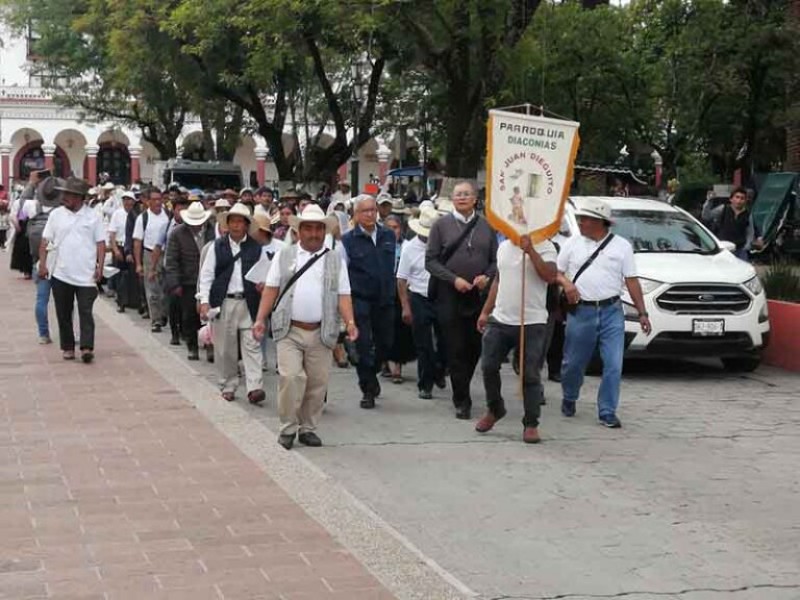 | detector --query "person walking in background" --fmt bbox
[253,205,357,449]
[108,191,136,314]
[701,186,761,261]
[383,214,416,383]
[475,234,557,444]
[426,181,497,420]
[557,198,651,429]
[165,195,190,346]
[165,201,215,361]
[133,188,170,333]
[397,207,447,400]
[38,177,105,363]
[340,194,397,410]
